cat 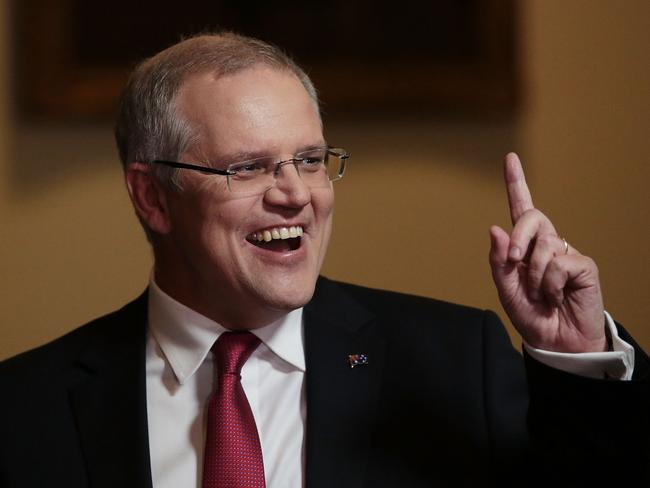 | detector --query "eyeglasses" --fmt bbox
[152,146,349,195]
